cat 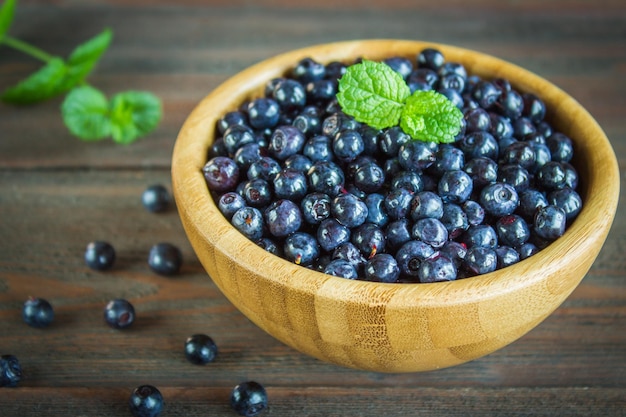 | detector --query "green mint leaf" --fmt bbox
[1,58,67,104]
[0,0,16,40]
[109,91,162,144]
[61,85,111,141]
[400,90,464,144]
[336,59,410,130]
[60,28,113,92]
